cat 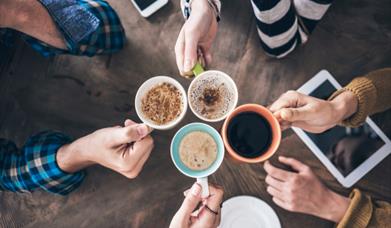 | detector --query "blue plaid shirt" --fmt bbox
[0,131,85,195]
